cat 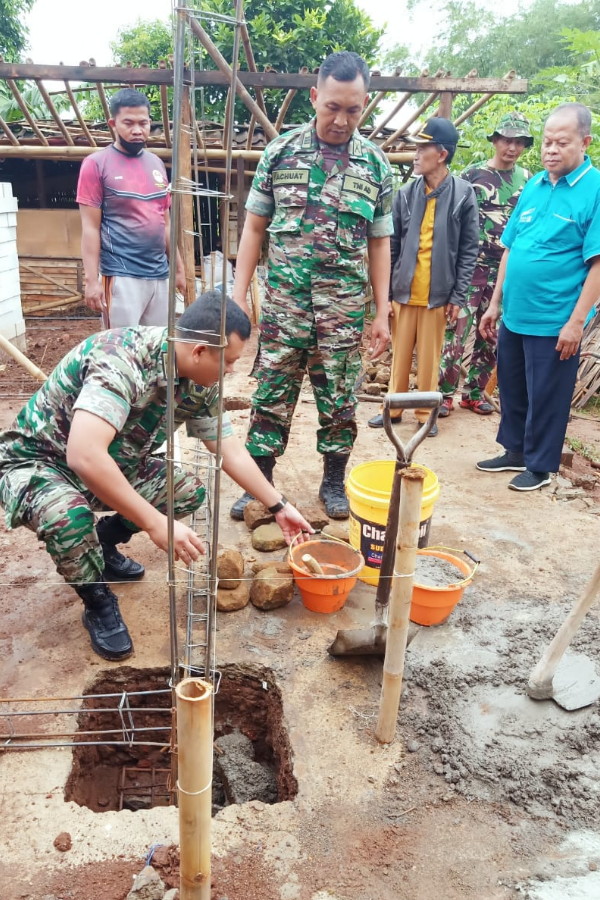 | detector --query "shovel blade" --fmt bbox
[551,652,600,710]
[328,624,387,657]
